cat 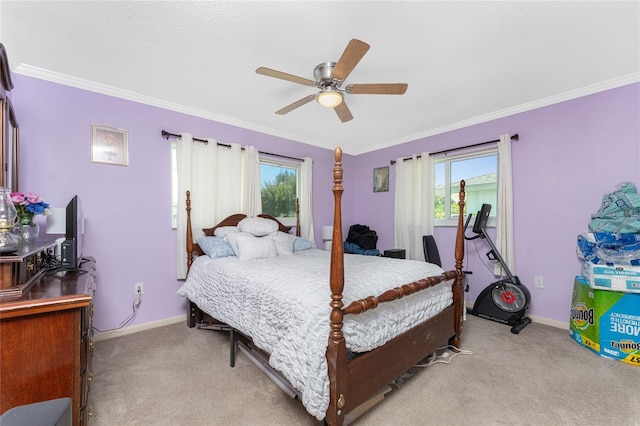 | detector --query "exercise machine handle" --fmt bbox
[464,213,482,241]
